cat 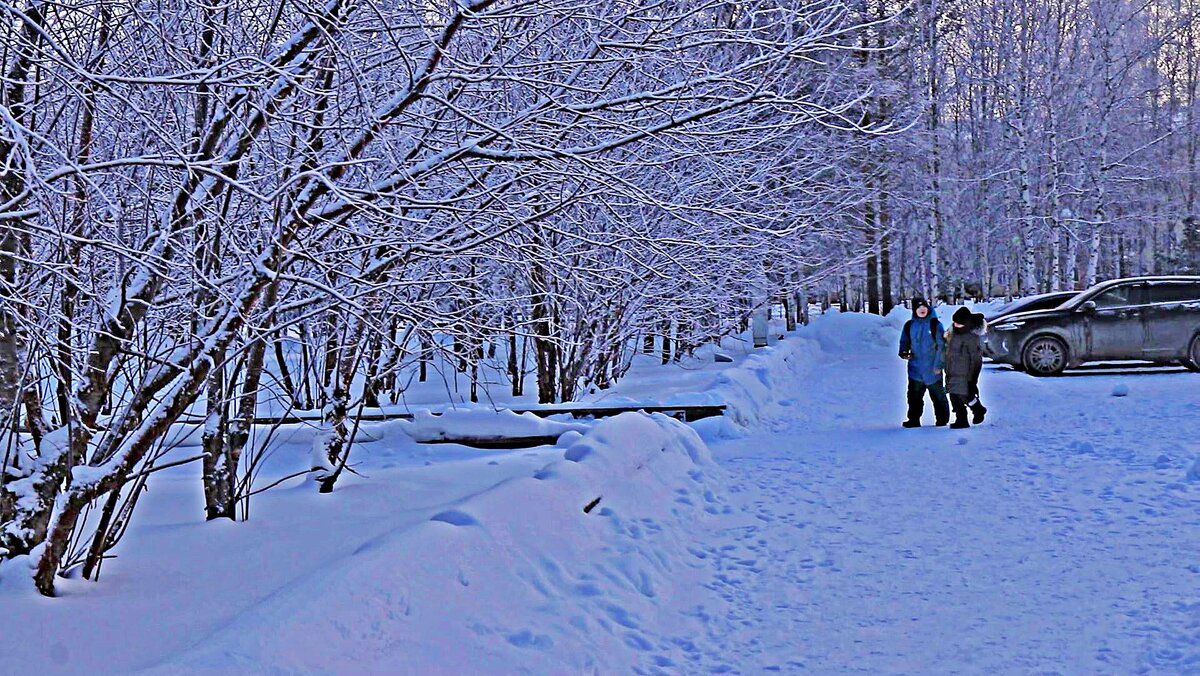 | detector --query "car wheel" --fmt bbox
[1022,336,1068,376]
[1187,336,1200,373]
